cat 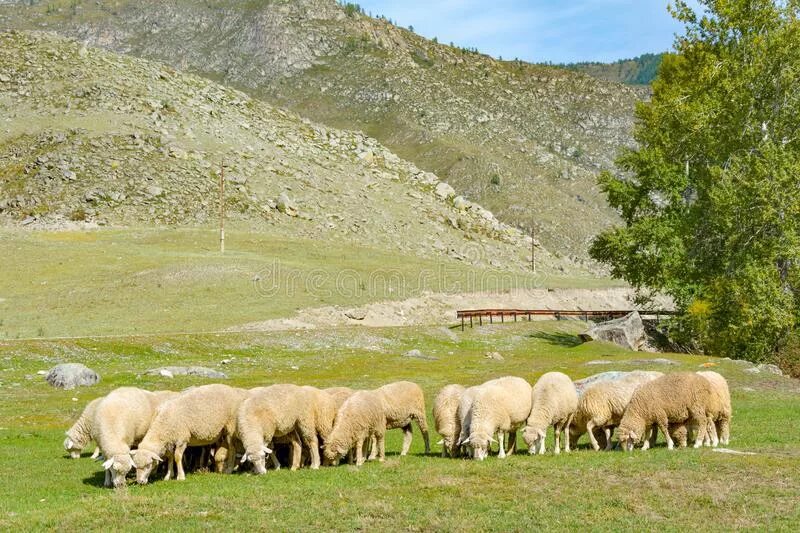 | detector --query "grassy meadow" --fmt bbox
[0,320,798,530]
